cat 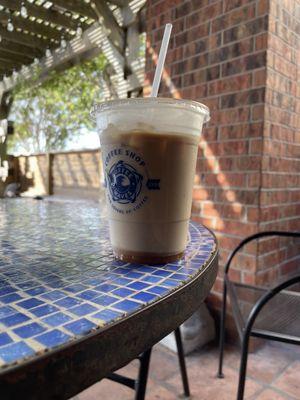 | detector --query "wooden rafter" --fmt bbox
[51,0,97,20]
[0,50,33,64]
[107,0,129,6]
[0,26,52,49]
[92,0,125,52]
[0,0,81,30]
[0,59,23,70]
[0,12,73,41]
[0,40,43,59]
[0,69,9,75]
